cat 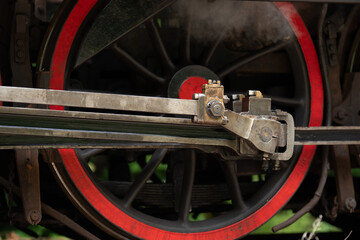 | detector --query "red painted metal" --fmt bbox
[179,76,208,100]
[49,0,97,110]
[51,1,324,239]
